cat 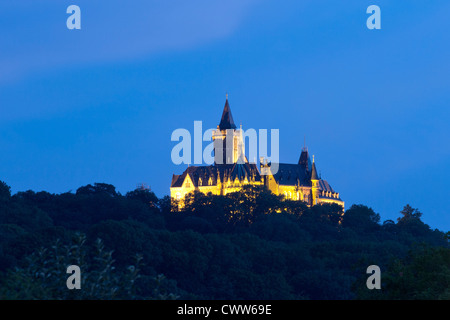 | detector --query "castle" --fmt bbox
[170,97,344,208]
